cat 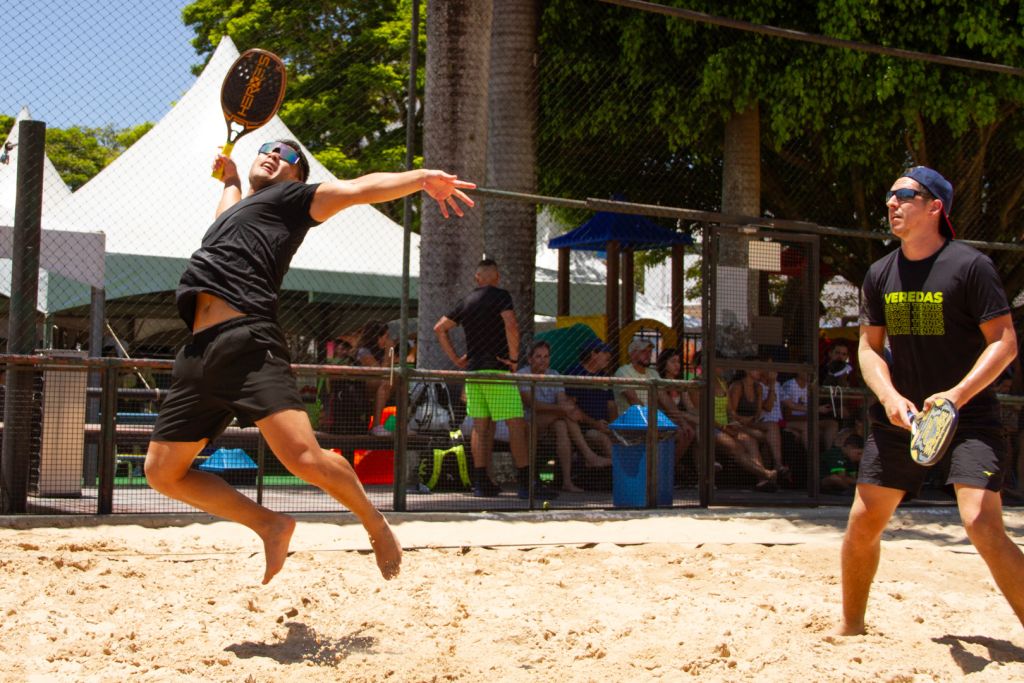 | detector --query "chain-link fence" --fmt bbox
[3,1,1024,514]
[1,354,701,514]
